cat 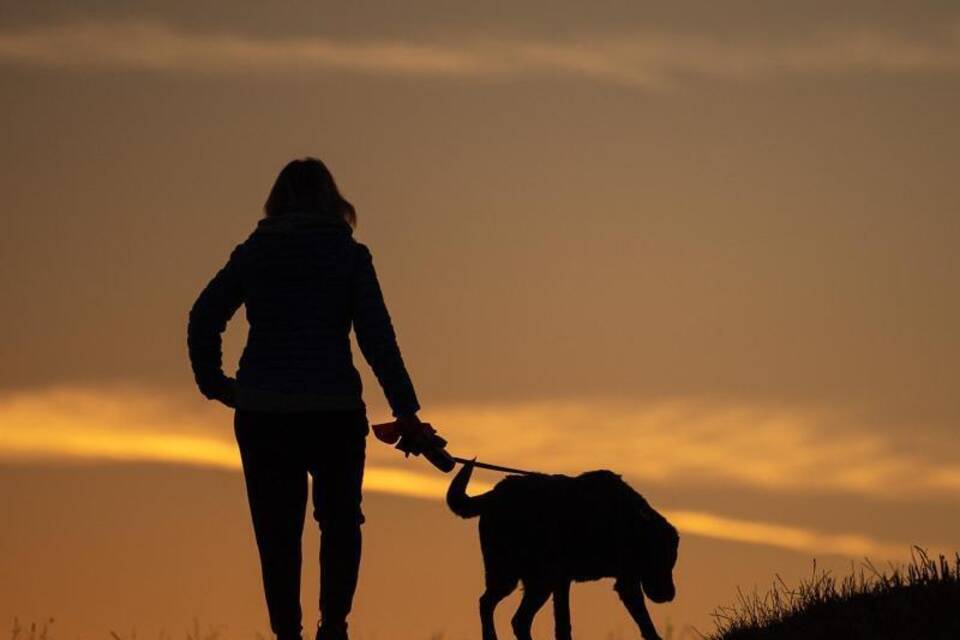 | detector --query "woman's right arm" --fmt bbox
[187,244,245,407]
[351,243,421,419]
